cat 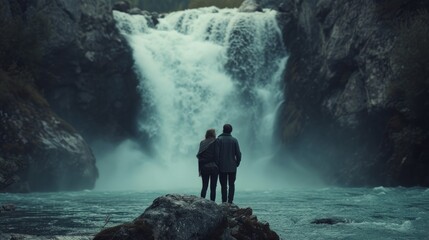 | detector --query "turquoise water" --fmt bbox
[1,187,428,239]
